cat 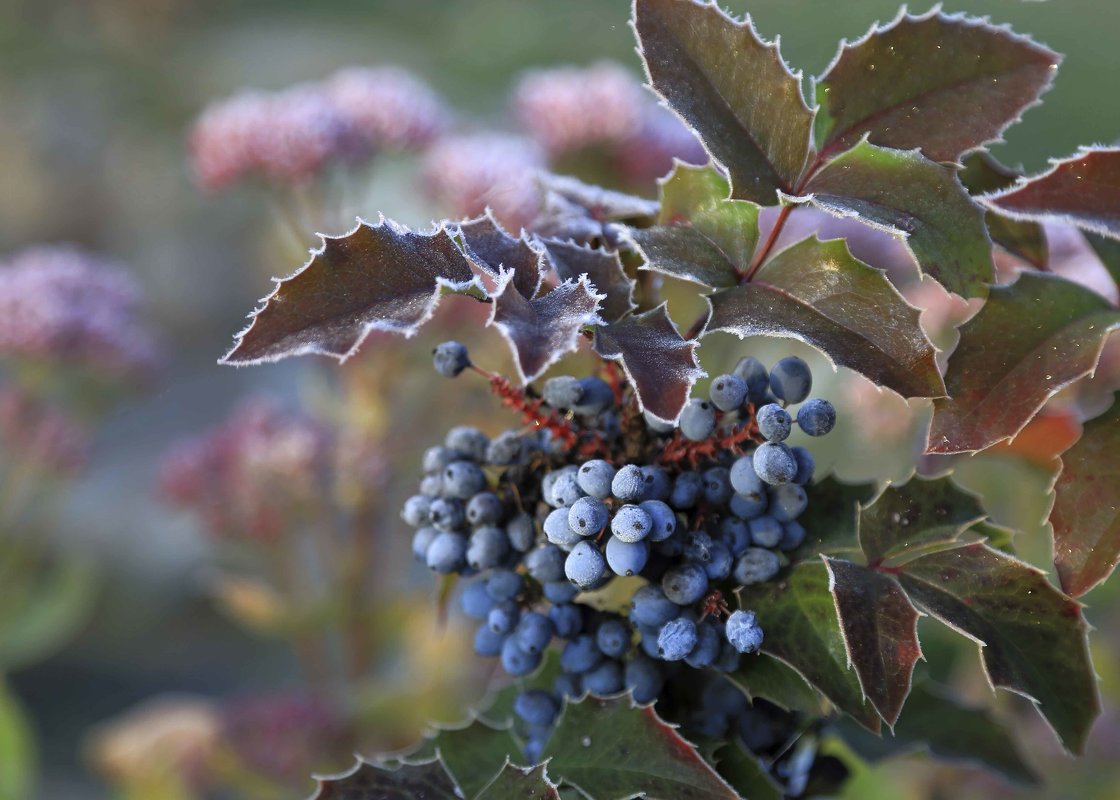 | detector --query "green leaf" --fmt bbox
[835,681,1039,785]
[312,758,459,800]
[0,678,35,800]
[1051,396,1120,596]
[593,304,703,424]
[738,562,881,732]
[959,152,1048,269]
[222,219,478,365]
[541,240,636,322]
[410,718,523,798]
[0,557,97,671]
[790,476,878,563]
[823,558,921,727]
[927,272,1120,454]
[796,140,992,298]
[633,0,813,204]
[477,762,560,799]
[814,9,1059,164]
[968,520,1017,554]
[541,695,740,800]
[728,652,825,716]
[628,163,758,288]
[1086,232,1120,288]
[857,475,986,565]
[896,543,1100,753]
[713,741,782,800]
[983,147,1120,240]
[705,236,945,399]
